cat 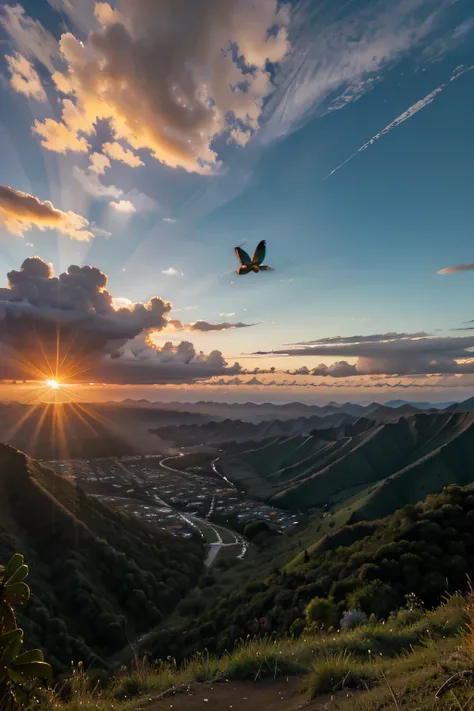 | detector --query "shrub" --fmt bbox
[304,596,340,629]
[340,610,368,630]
